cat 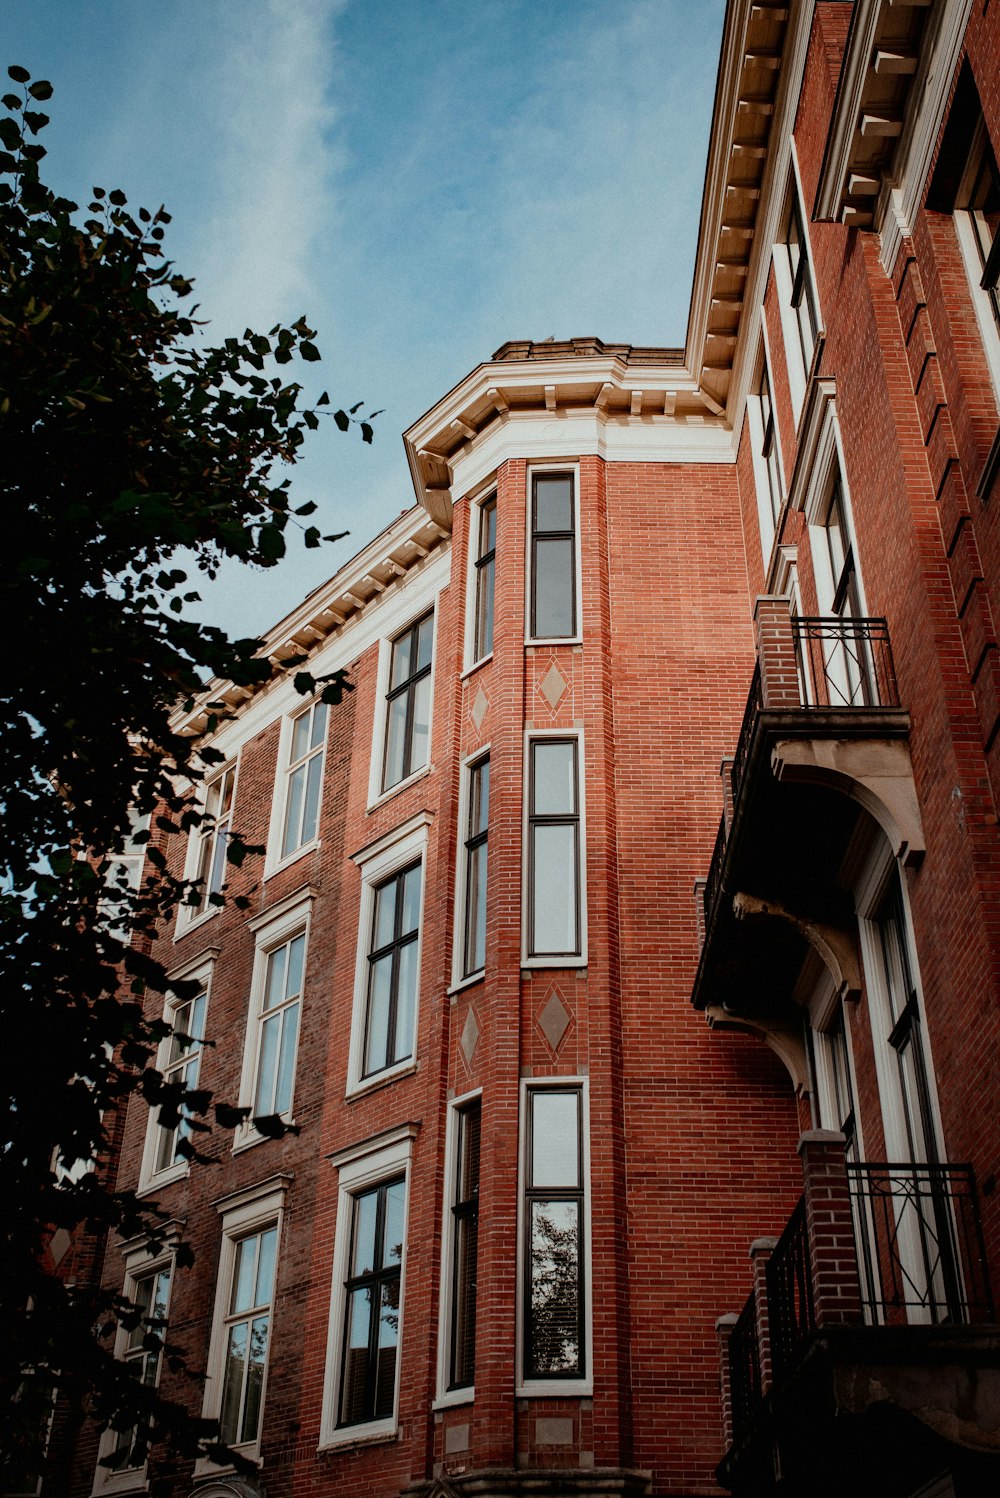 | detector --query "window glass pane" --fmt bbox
[220,1322,247,1443]
[375,1281,399,1418]
[274,1003,298,1115]
[208,823,228,897]
[534,476,573,532]
[255,1226,277,1304]
[255,1014,279,1115]
[531,825,577,953]
[241,1314,269,1442]
[286,933,305,1000]
[465,842,487,974]
[340,1288,371,1425]
[401,864,422,935]
[281,763,304,856]
[392,939,418,1064]
[310,700,328,751]
[264,944,287,1011]
[390,630,413,691]
[410,673,431,774]
[483,498,497,552]
[416,613,434,672]
[532,741,576,815]
[476,555,495,658]
[528,1199,580,1374]
[291,710,311,763]
[352,1189,379,1277]
[373,878,398,951]
[531,1092,580,1186]
[365,955,393,1073]
[533,538,574,637]
[301,750,323,844]
[231,1236,257,1315]
[383,694,408,790]
[384,1180,406,1266]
